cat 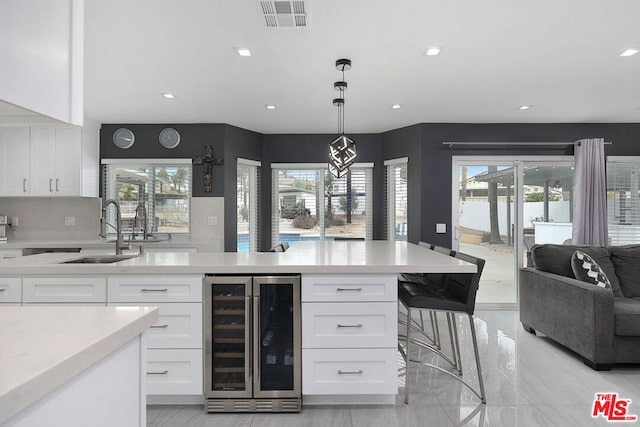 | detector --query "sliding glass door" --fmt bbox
[452,157,574,305]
